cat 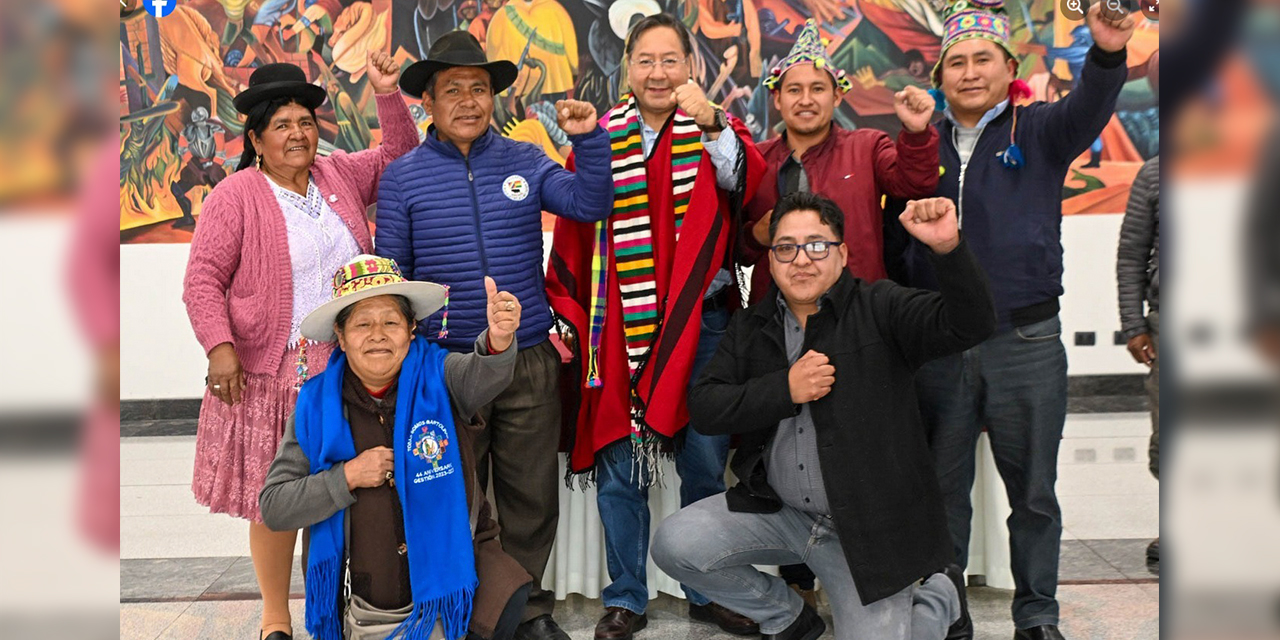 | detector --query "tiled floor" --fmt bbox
[120,412,1159,639]
[121,584,1160,640]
